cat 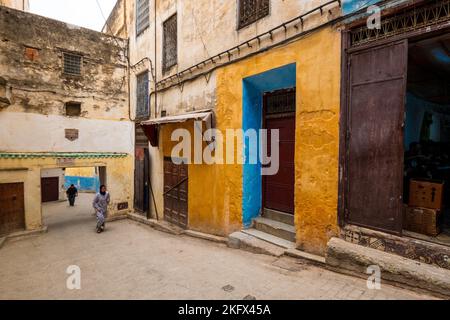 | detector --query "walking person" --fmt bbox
[93,185,110,233]
[66,184,78,207]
